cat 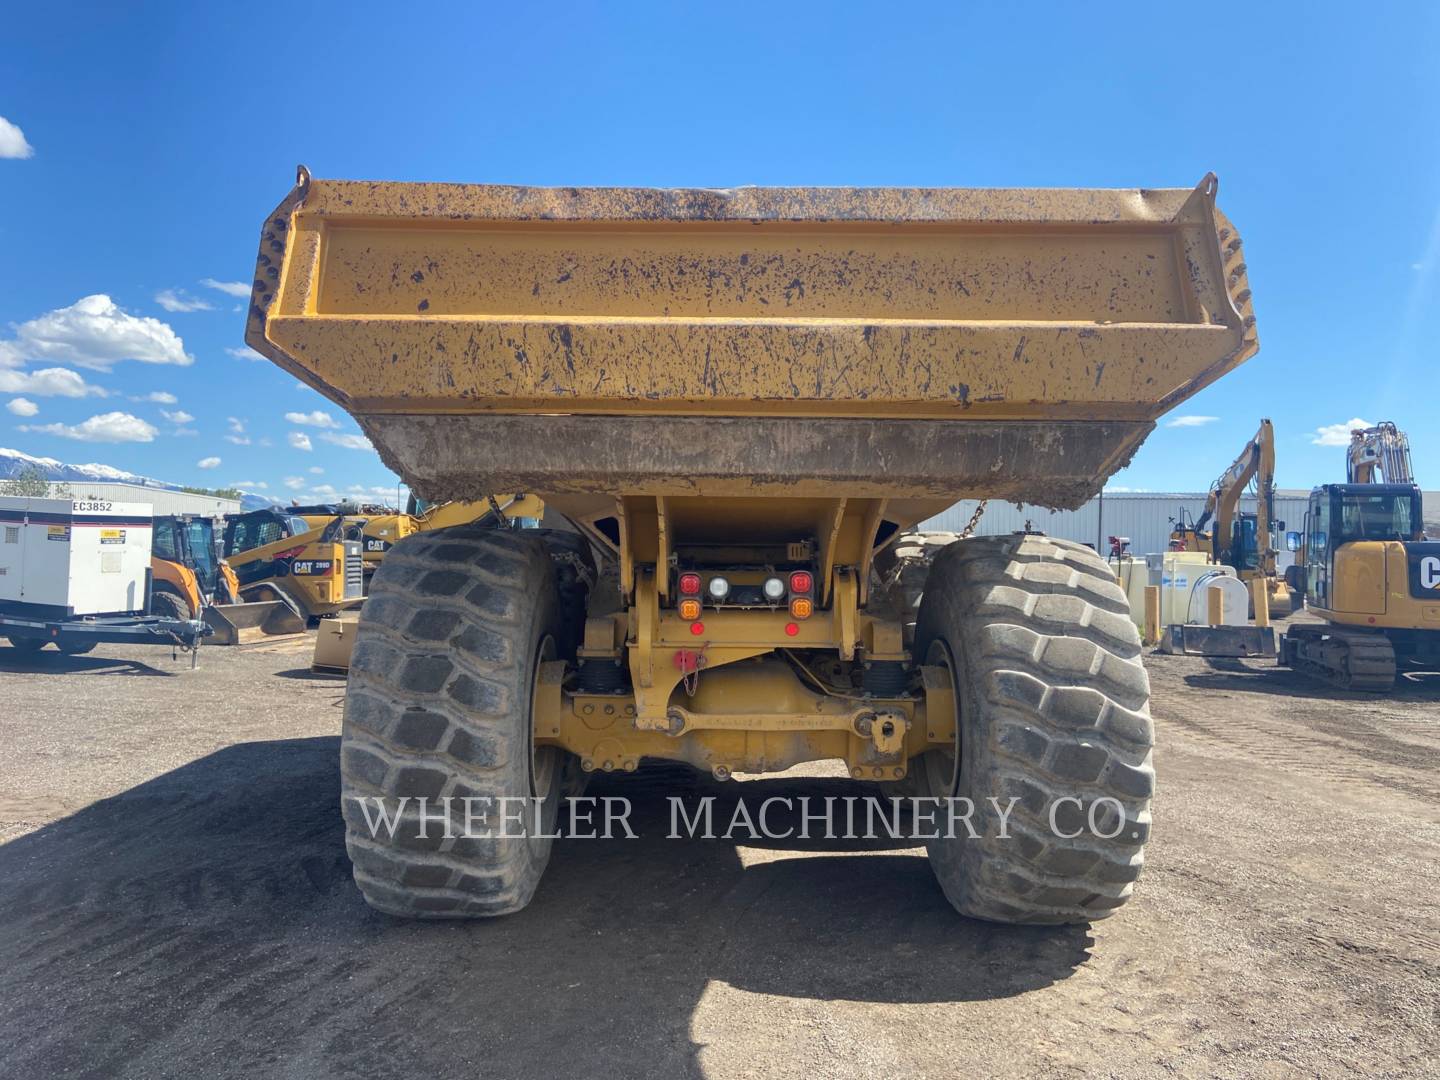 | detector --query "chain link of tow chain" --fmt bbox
[960,499,989,539]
